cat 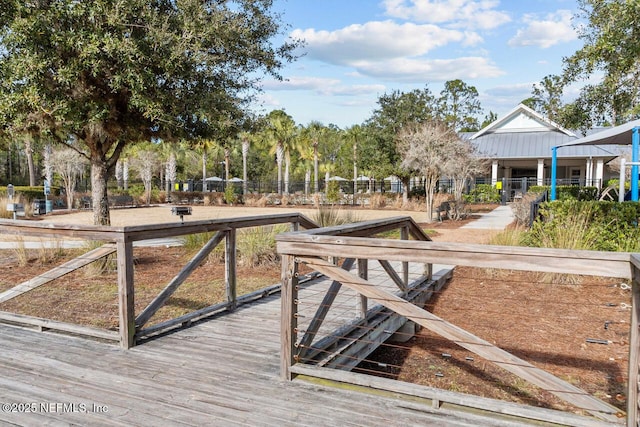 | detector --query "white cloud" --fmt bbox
[263,76,385,97]
[291,20,469,66]
[320,84,387,96]
[508,10,577,48]
[484,82,533,98]
[262,76,341,91]
[382,0,511,30]
[357,56,504,82]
